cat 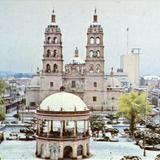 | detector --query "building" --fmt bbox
[26,10,124,112]
[36,91,90,159]
[120,50,140,87]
